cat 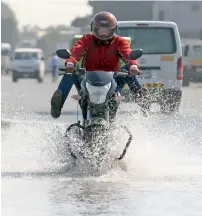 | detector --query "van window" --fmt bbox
[14,52,38,60]
[118,27,177,54]
[193,45,202,57]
